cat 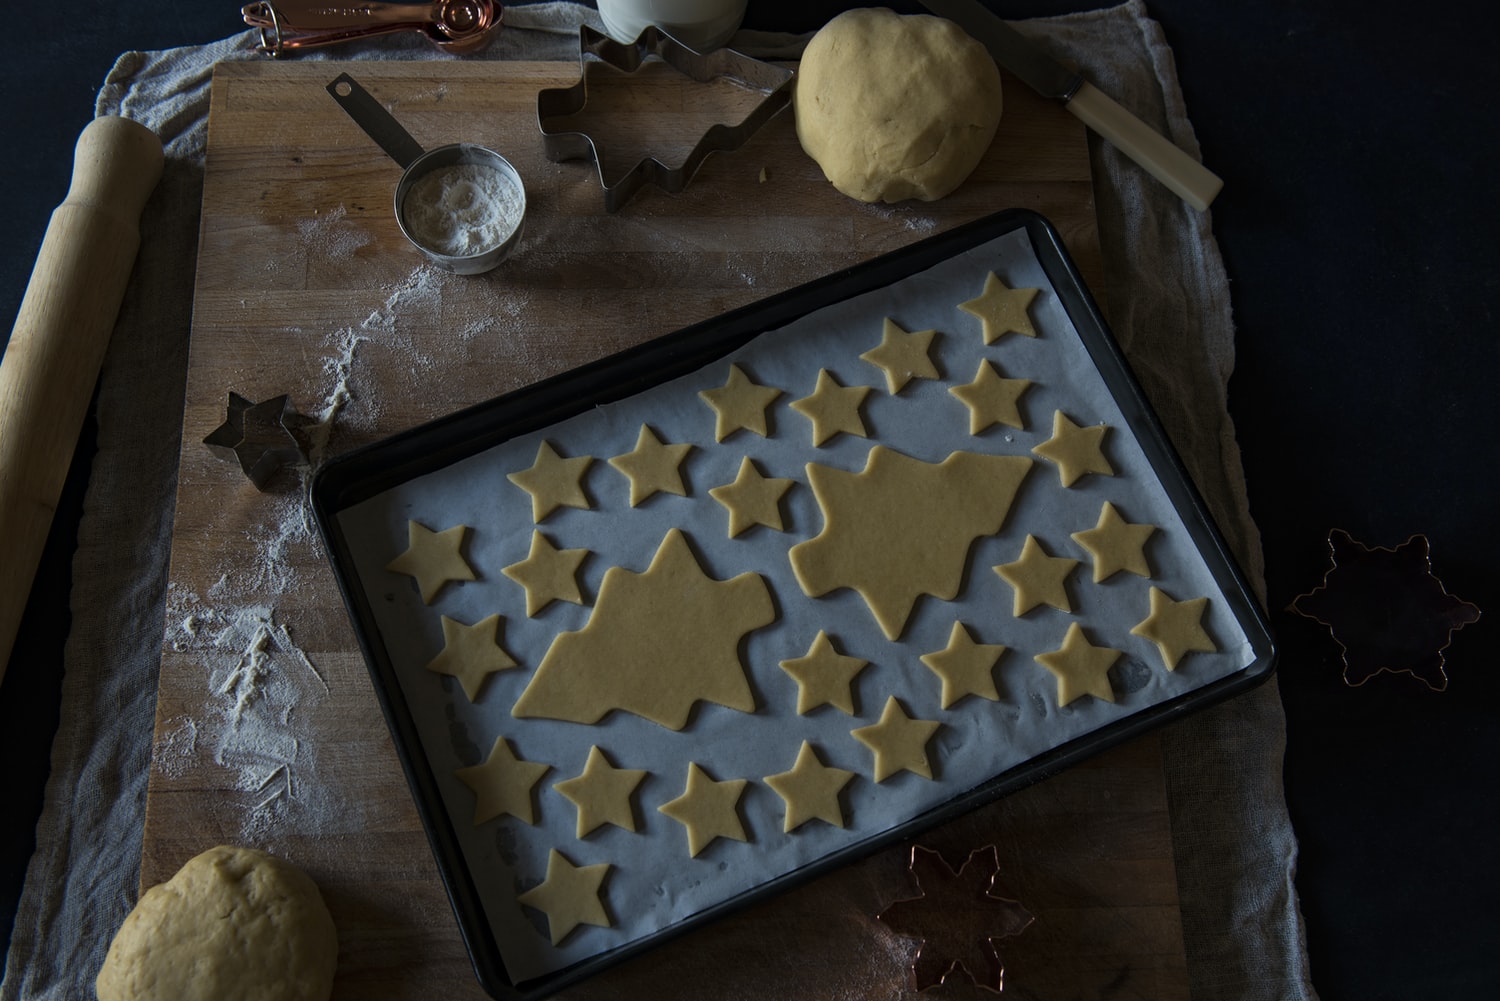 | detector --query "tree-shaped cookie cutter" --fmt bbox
[537,25,794,213]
